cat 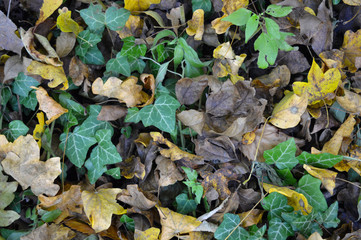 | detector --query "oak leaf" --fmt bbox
[27,61,68,90]
[303,164,337,195]
[186,9,204,40]
[82,188,126,232]
[36,0,63,25]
